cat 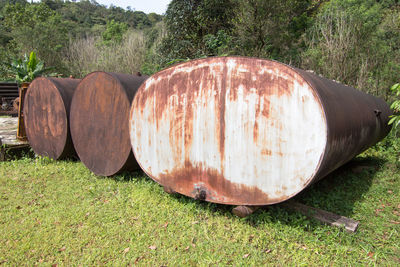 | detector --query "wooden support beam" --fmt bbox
[0,139,4,161]
[281,201,359,233]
